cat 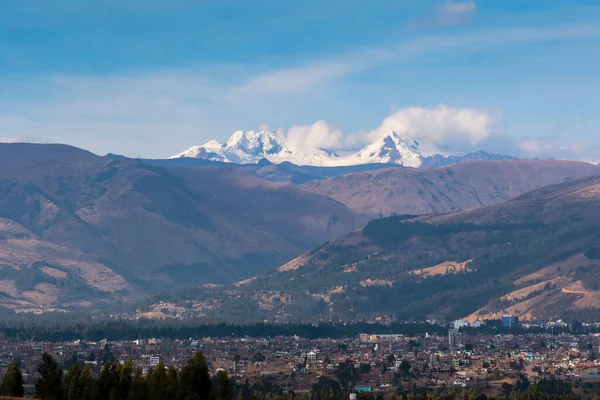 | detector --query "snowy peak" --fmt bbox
[202,140,223,149]
[225,131,283,155]
[351,132,428,168]
[224,131,287,163]
[171,130,510,168]
[171,140,230,162]
[170,131,288,163]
